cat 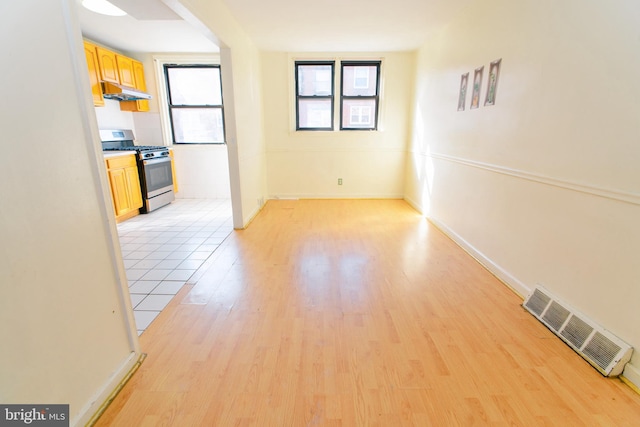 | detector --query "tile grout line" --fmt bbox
[117,199,233,335]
